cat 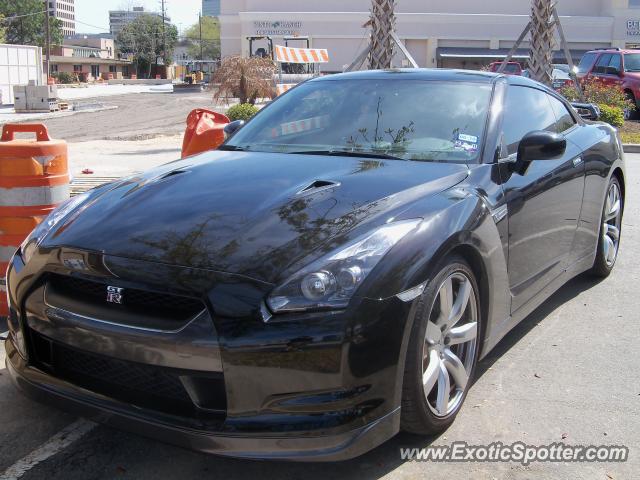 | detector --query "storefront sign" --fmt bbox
[627,20,640,37]
[254,20,303,36]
